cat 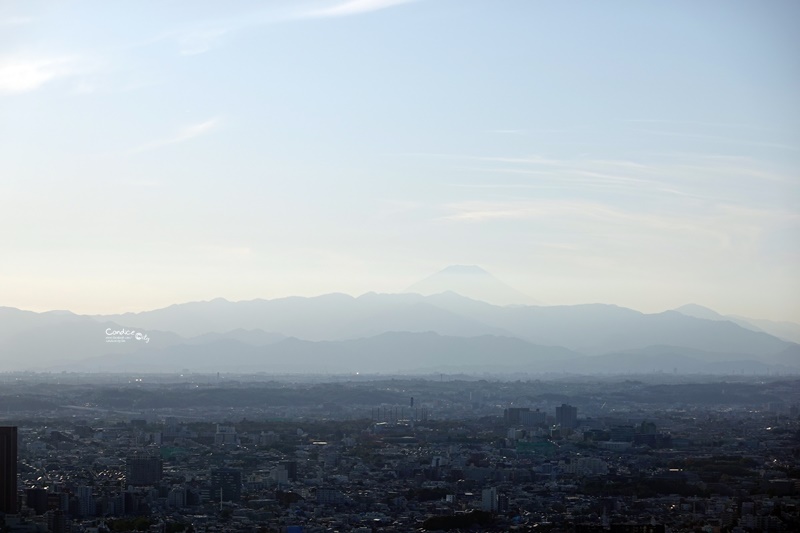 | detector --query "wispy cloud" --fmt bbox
[132,4,300,57]
[175,28,231,56]
[440,199,671,226]
[306,0,420,18]
[635,128,799,152]
[130,118,222,154]
[433,149,794,211]
[134,1,423,58]
[449,168,718,205]
[439,198,792,257]
[429,148,798,267]
[129,24,237,57]
[622,118,762,130]
[72,80,97,95]
[0,57,82,94]
[0,15,33,26]
[487,129,526,135]
[471,155,567,167]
